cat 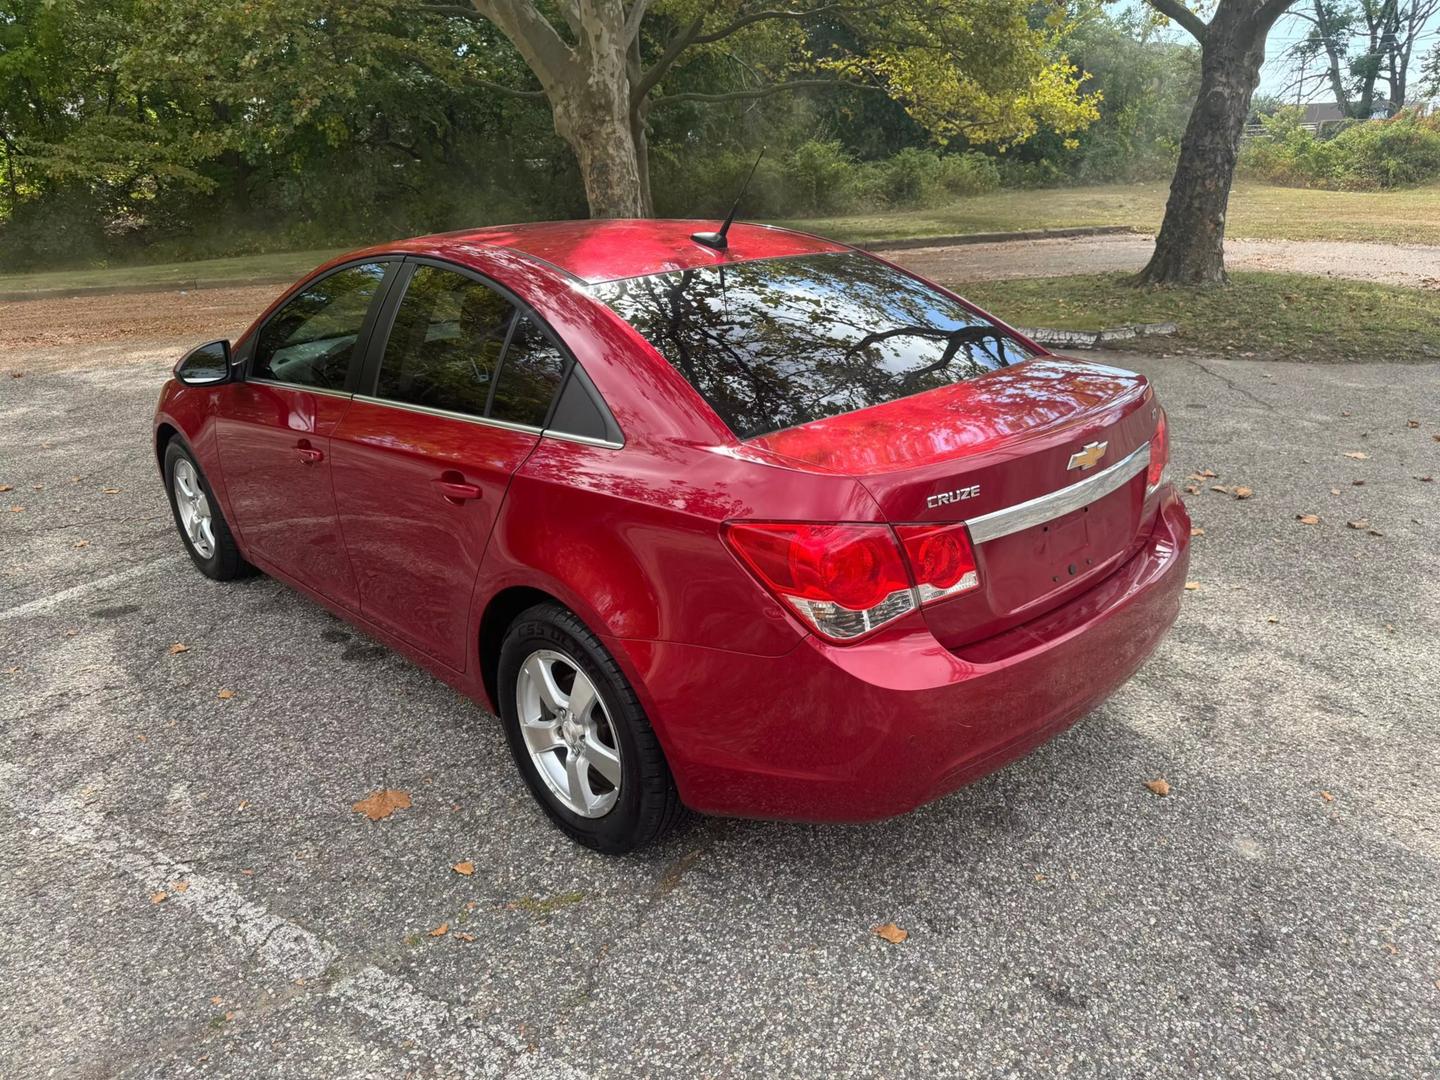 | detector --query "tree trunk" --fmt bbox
[1133,9,1266,286]
[1313,0,1351,113]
